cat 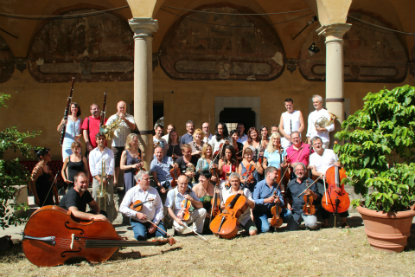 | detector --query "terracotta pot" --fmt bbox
[357,206,415,252]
